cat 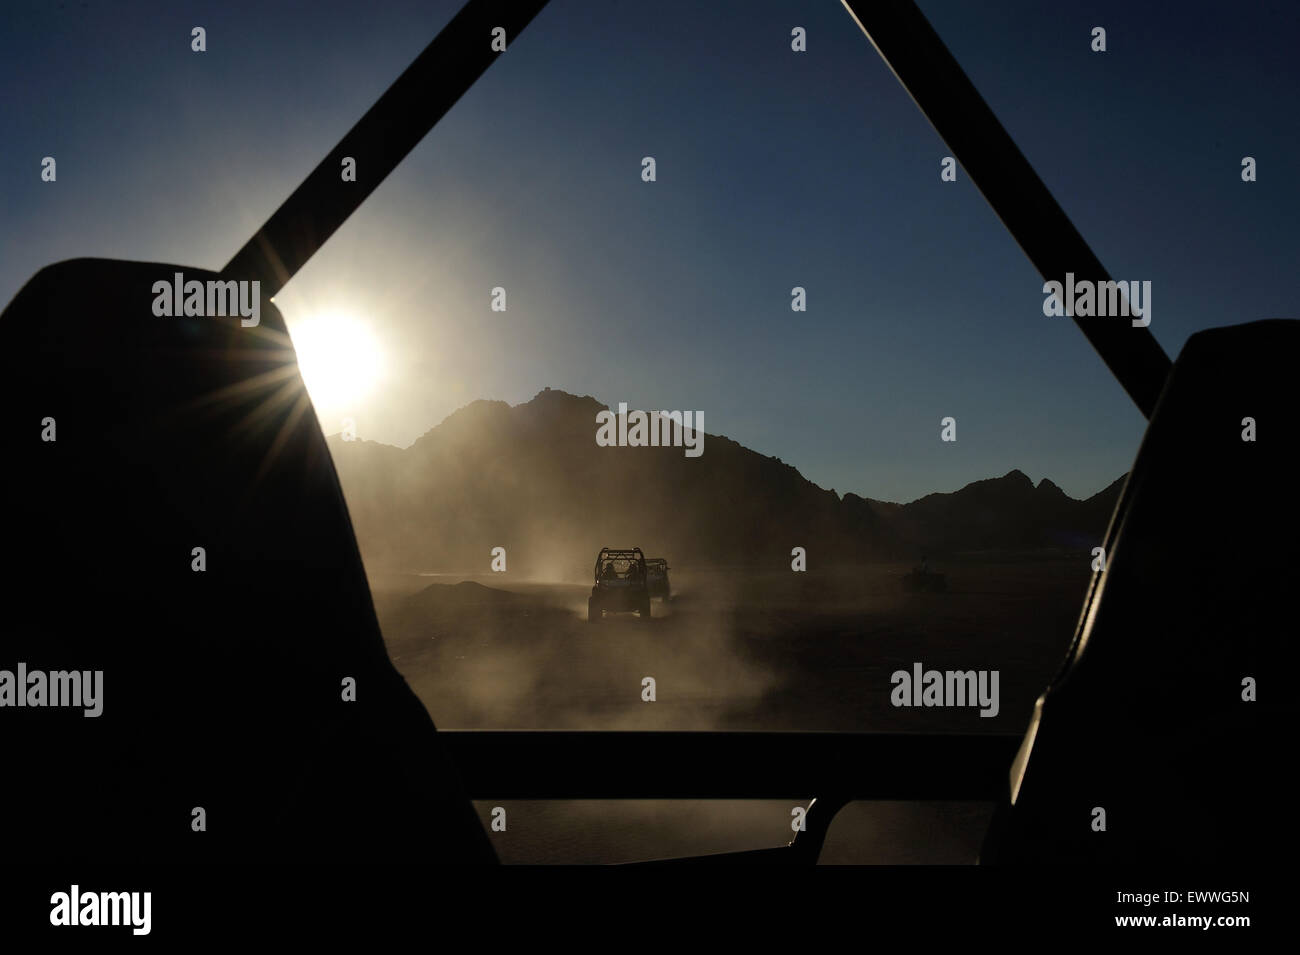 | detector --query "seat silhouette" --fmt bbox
[982,319,1299,864]
[1,258,496,863]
